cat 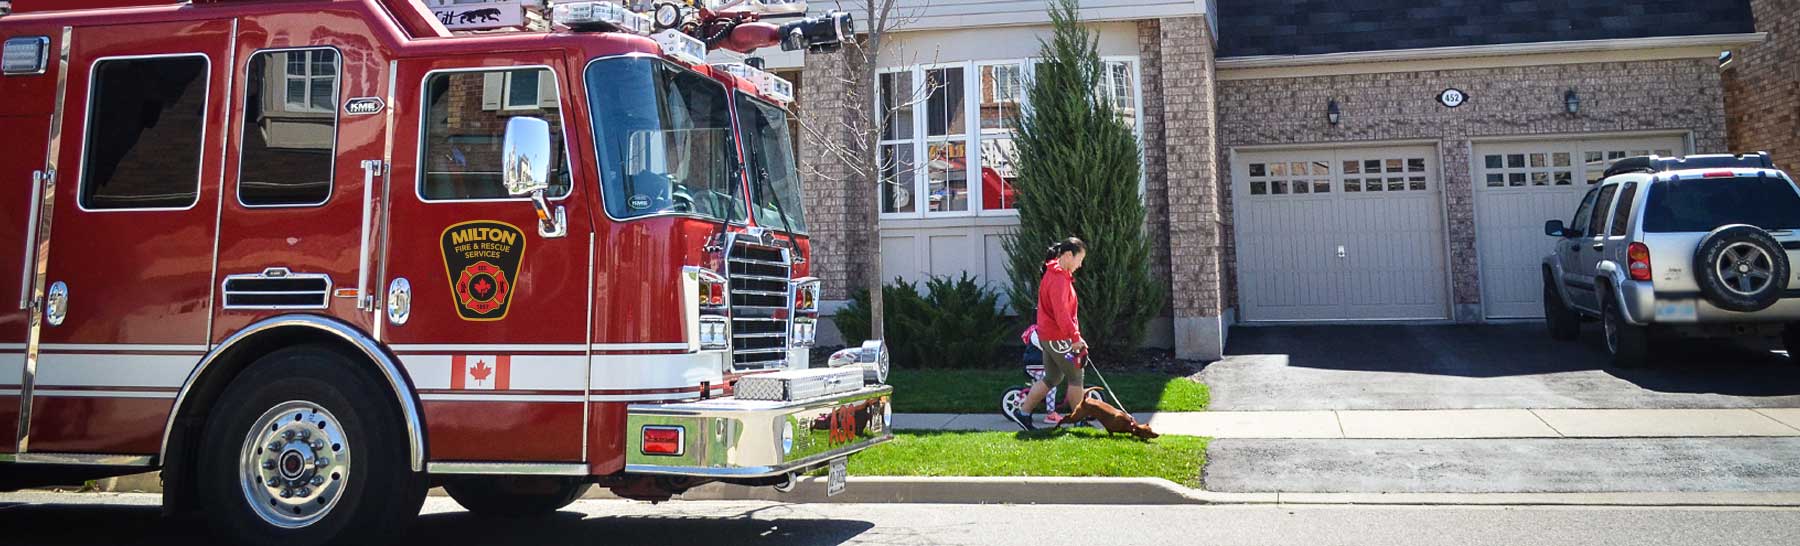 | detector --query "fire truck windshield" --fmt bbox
[586,56,744,222]
[736,93,807,233]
